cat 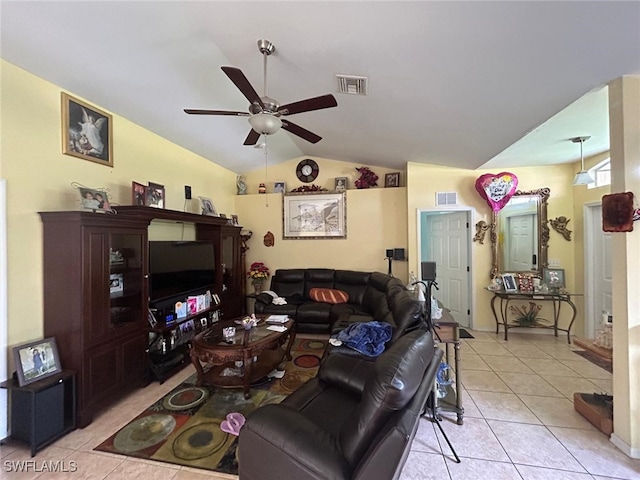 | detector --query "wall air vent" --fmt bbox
[435,192,458,206]
[336,75,367,95]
